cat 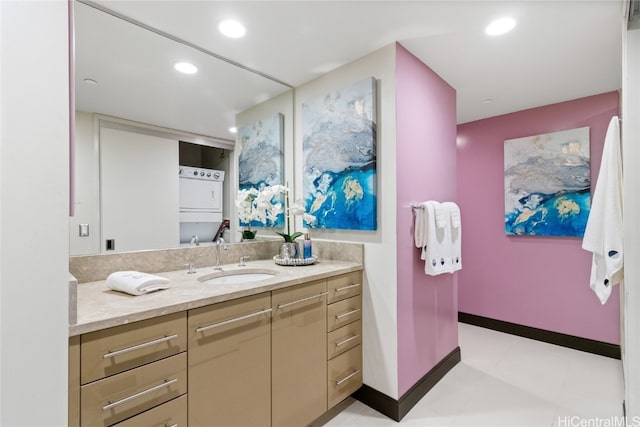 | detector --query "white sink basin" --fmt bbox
[198,270,275,285]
